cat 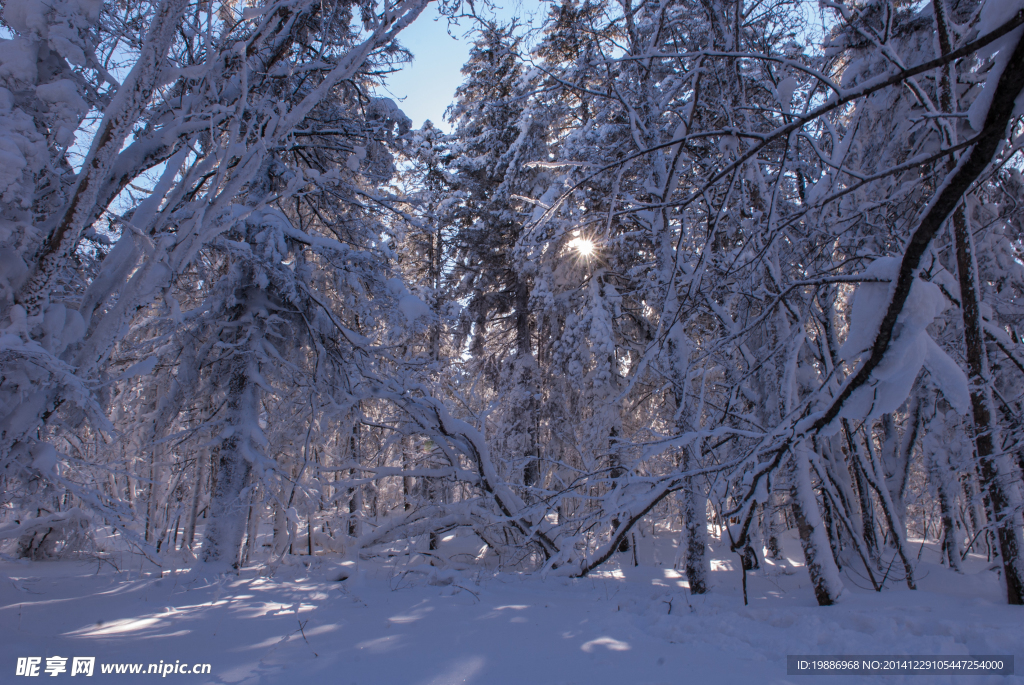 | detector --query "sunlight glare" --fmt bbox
[569,237,595,257]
